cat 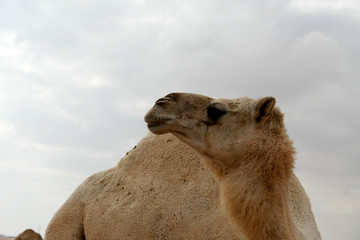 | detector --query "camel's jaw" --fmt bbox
[145,106,177,134]
[145,116,175,134]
